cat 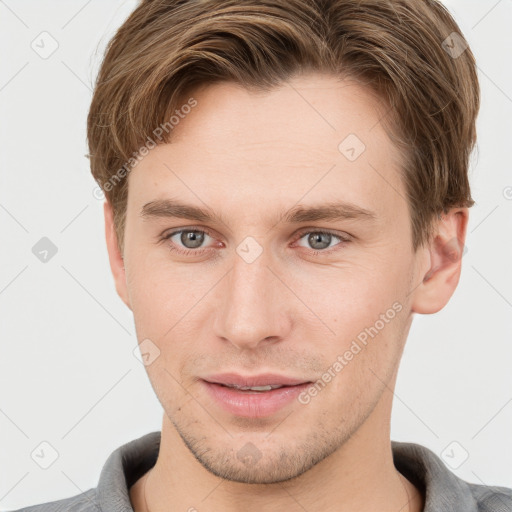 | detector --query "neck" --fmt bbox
[130,390,424,512]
